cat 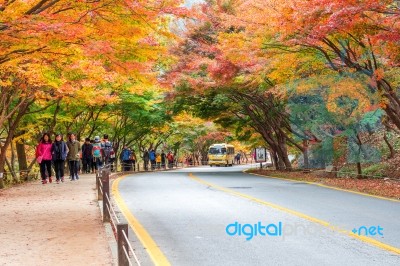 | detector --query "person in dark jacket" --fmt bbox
[101,134,114,167]
[161,150,166,169]
[66,133,81,181]
[81,138,93,174]
[51,133,68,183]
[90,139,95,173]
[143,149,149,171]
